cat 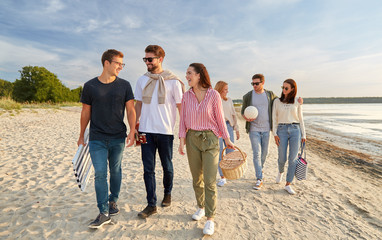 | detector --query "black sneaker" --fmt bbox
[161,194,171,207]
[109,201,119,216]
[138,205,157,219]
[88,213,111,229]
